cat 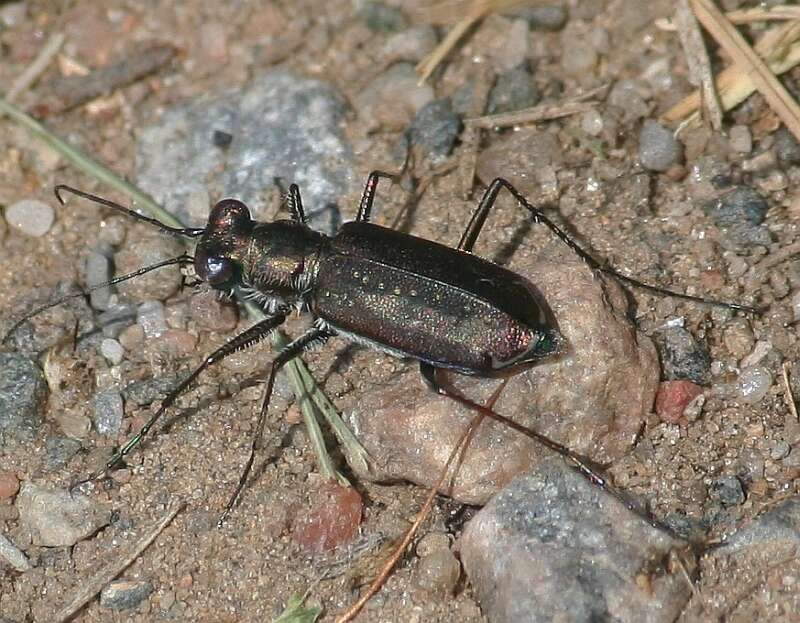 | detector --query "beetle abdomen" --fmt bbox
[312,222,554,374]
